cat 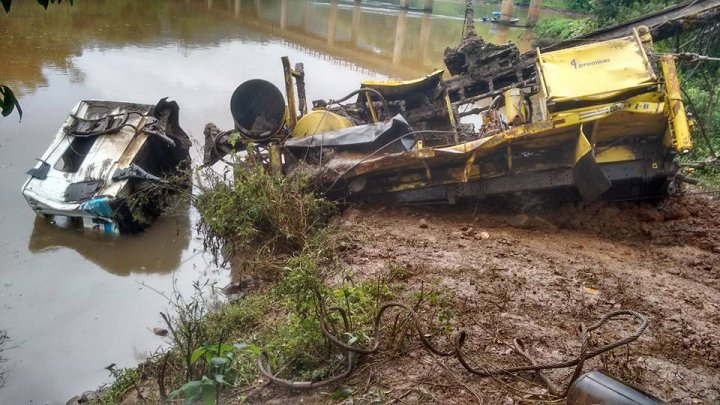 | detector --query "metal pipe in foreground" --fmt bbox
[566,371,664,405]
